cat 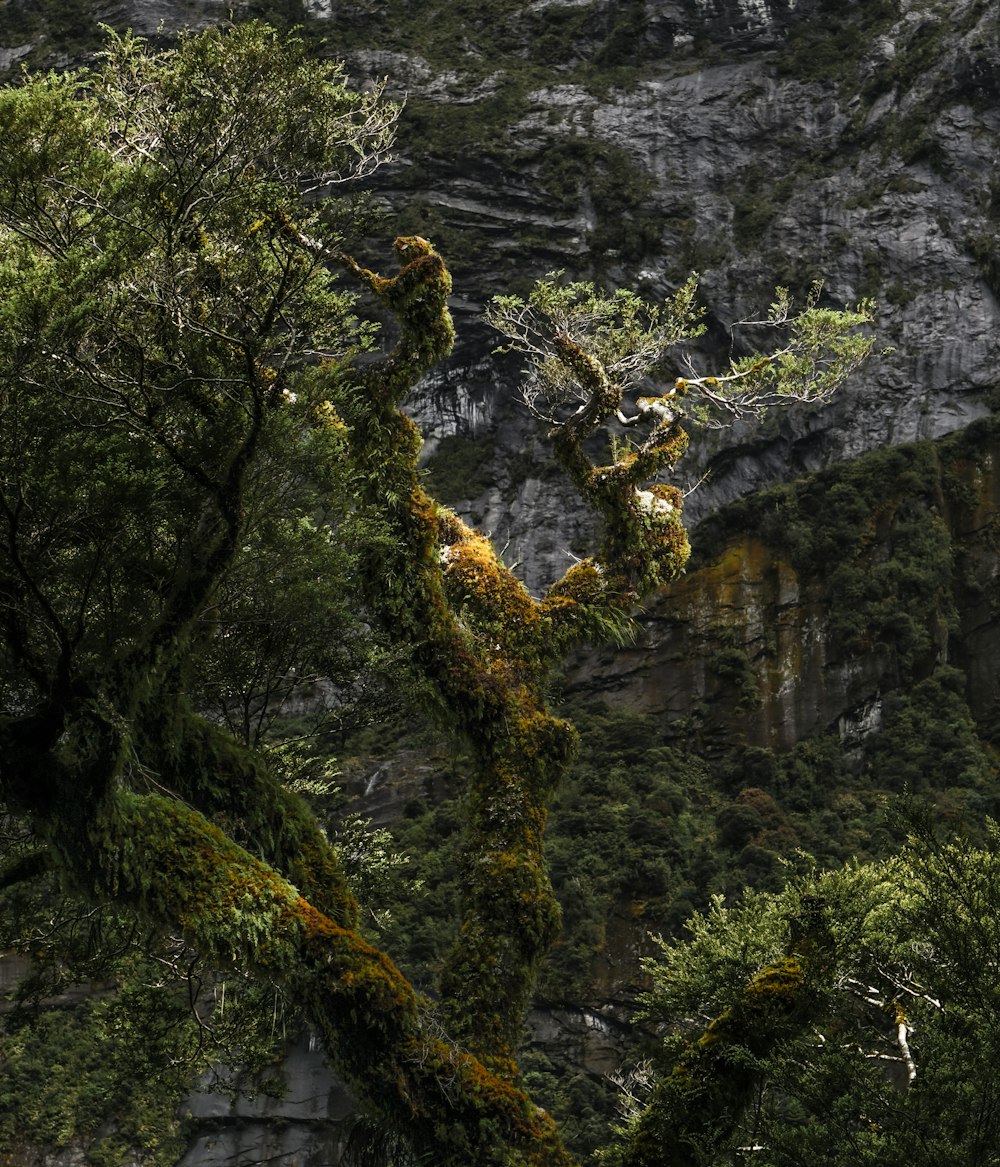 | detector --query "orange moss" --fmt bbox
[331,235,711,1135]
